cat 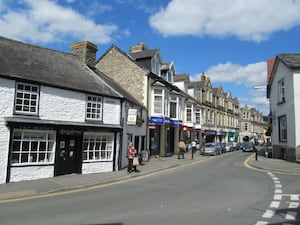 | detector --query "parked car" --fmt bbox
[201,142,222,156]
[228,141,239,151]
[241,142,256,152]
[225,143,234,152]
